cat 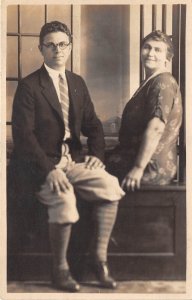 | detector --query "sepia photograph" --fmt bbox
[1,1,192,299]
